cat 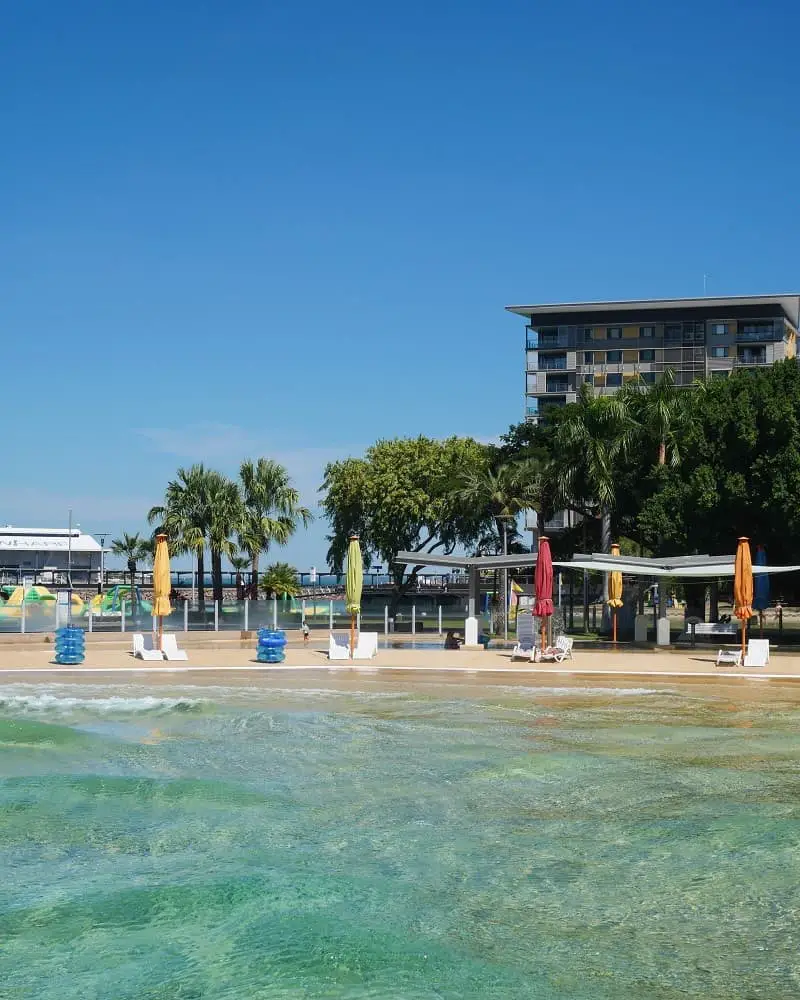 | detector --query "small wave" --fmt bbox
[487,685,670,697]
[0,692,204,715]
